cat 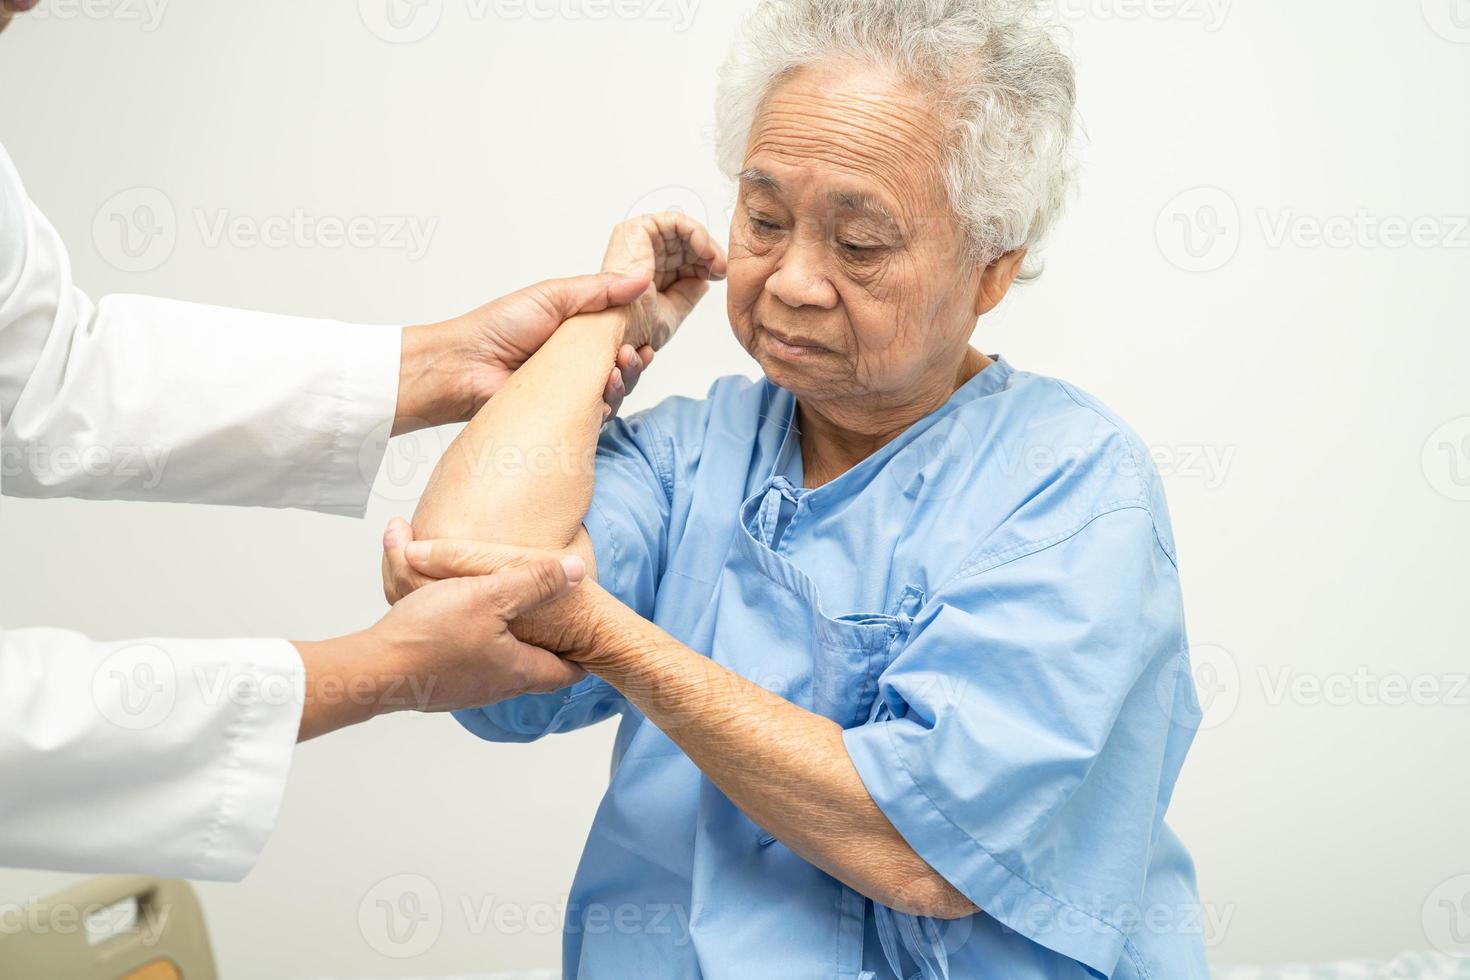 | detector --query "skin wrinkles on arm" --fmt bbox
[400,535,977,918]
[575,608,980,919]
